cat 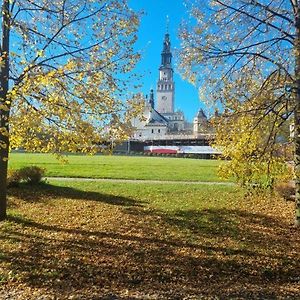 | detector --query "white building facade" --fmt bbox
[131,32,213,141]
